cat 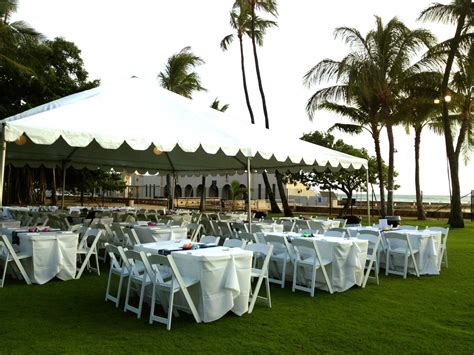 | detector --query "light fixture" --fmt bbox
[15,134,27,146]
[444,95,452,103]
[433,98,440,104]
[153,146,162,156]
